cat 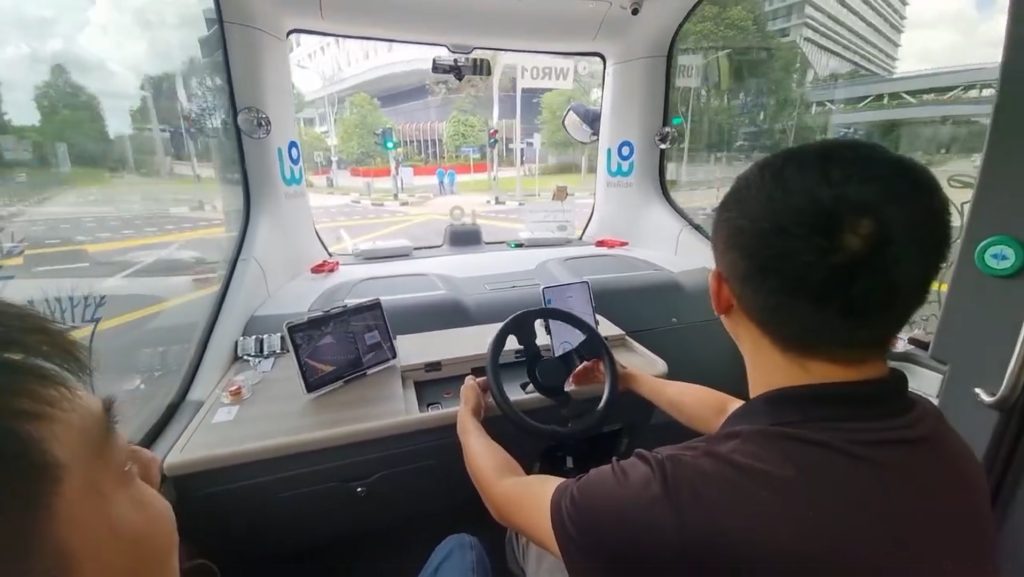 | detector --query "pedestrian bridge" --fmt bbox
[805,64,999,131]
